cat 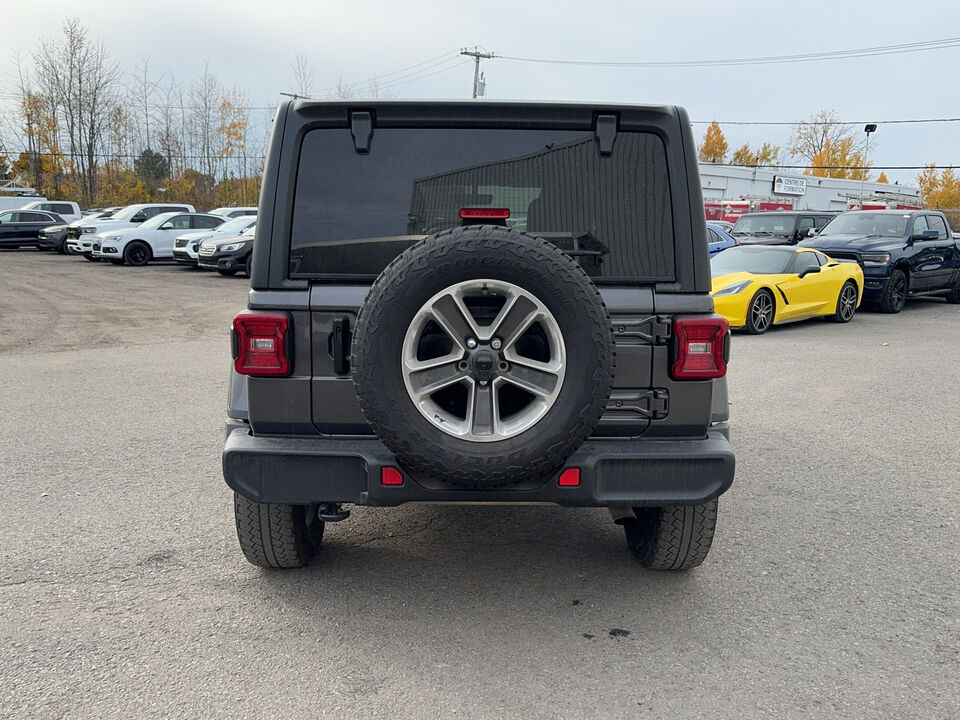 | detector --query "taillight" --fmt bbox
[232,311,291,376]
[459,207,510,220]
[671,316,729,380]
